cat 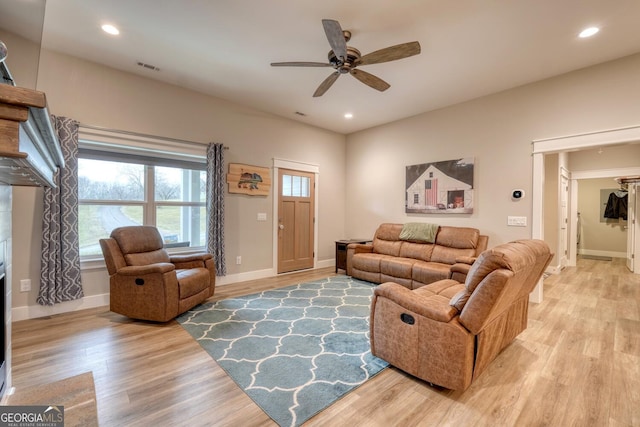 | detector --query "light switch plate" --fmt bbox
[507,216,527,227]
[257,213,267,221]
